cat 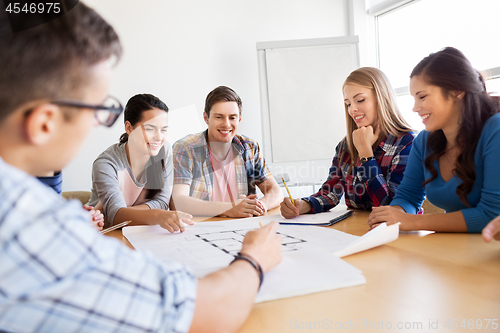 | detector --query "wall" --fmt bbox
[63,0,350,191]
